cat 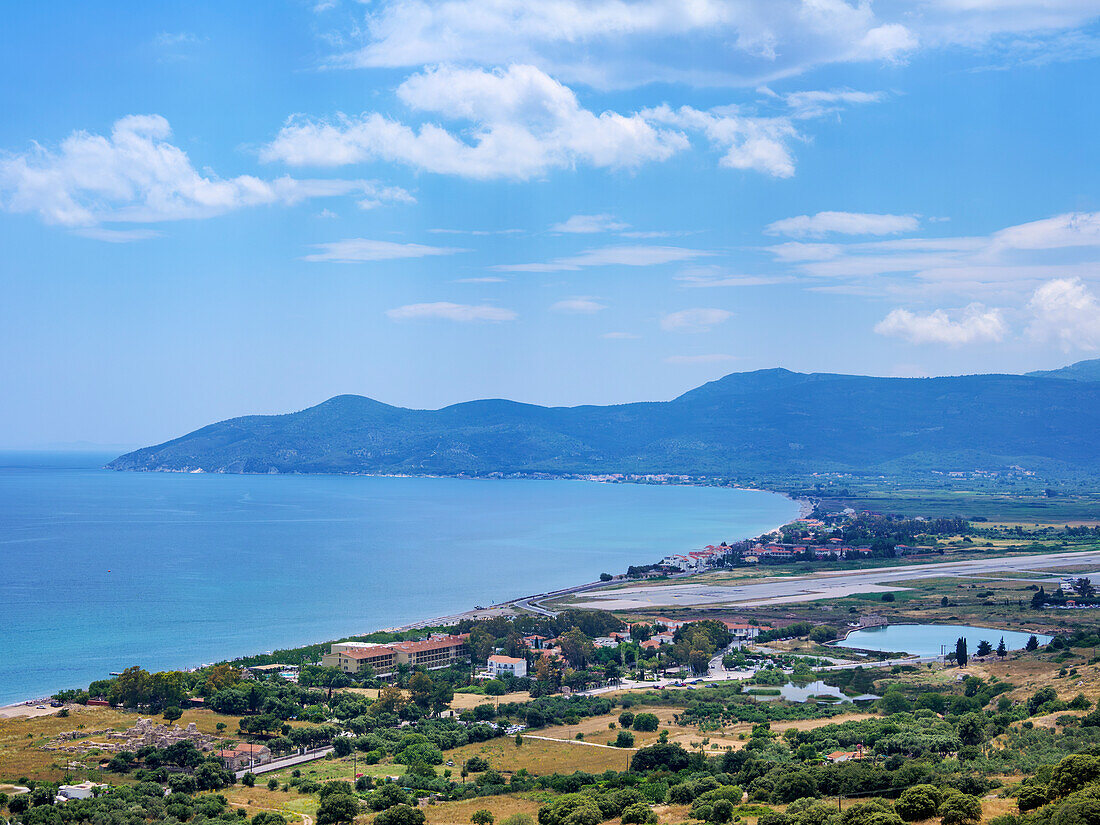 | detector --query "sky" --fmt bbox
[1,1,1099,449]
